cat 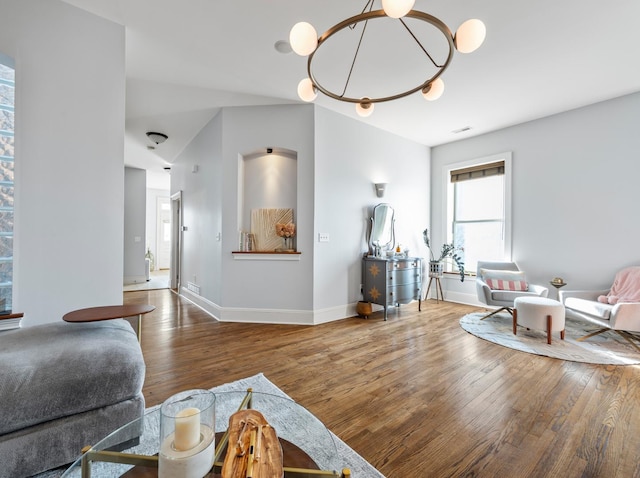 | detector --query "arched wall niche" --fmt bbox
[237,147,298,251]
